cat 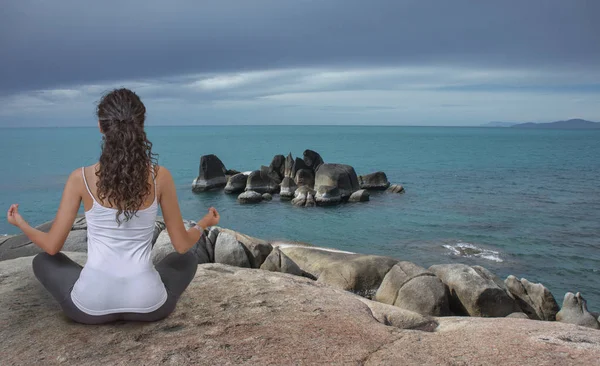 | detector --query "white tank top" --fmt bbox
[71,167,168,315]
